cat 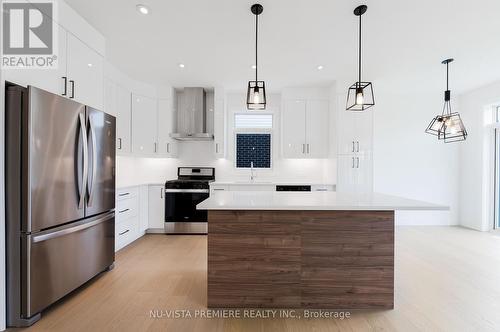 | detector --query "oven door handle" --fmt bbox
[165,189,209,193]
